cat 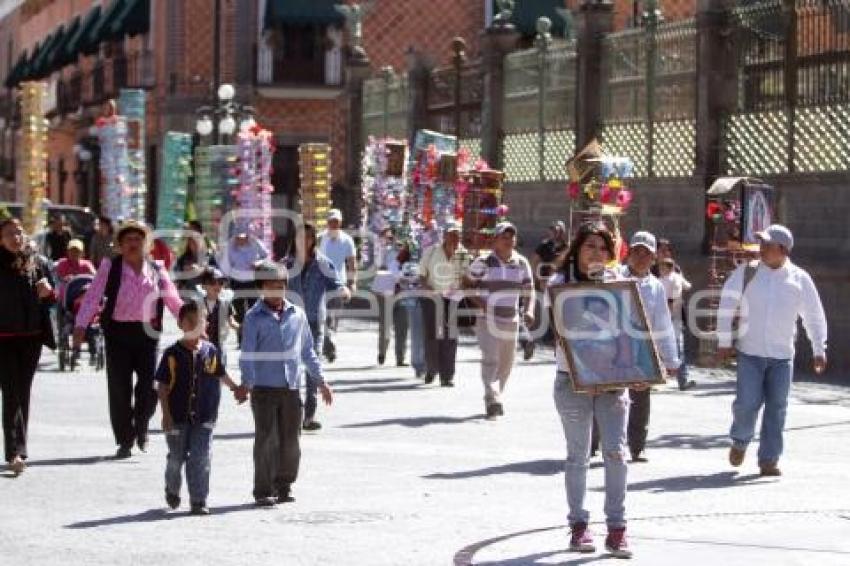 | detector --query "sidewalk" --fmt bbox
[1,320,848,565]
